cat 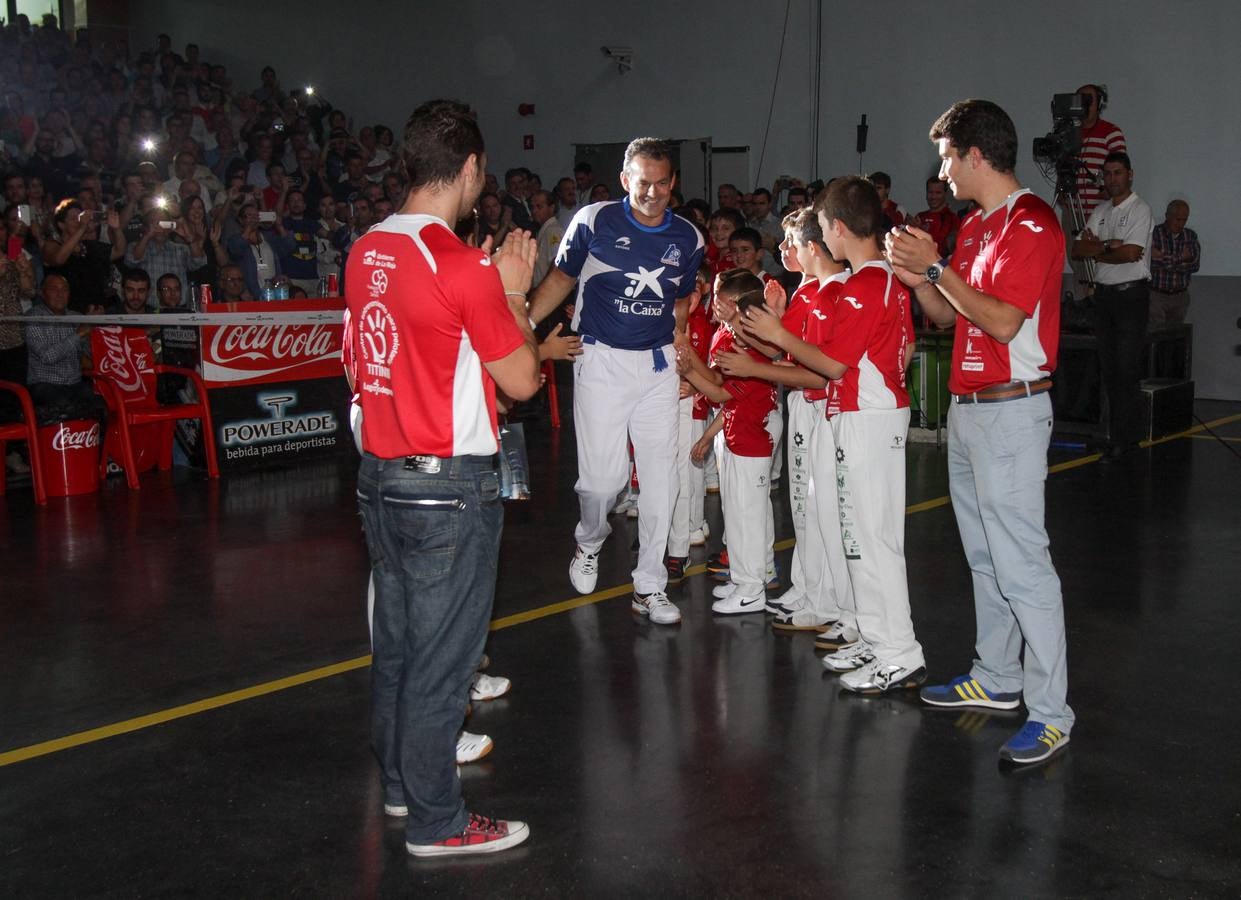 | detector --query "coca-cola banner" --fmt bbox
[91,327,156,400]
[200,300,344,387]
